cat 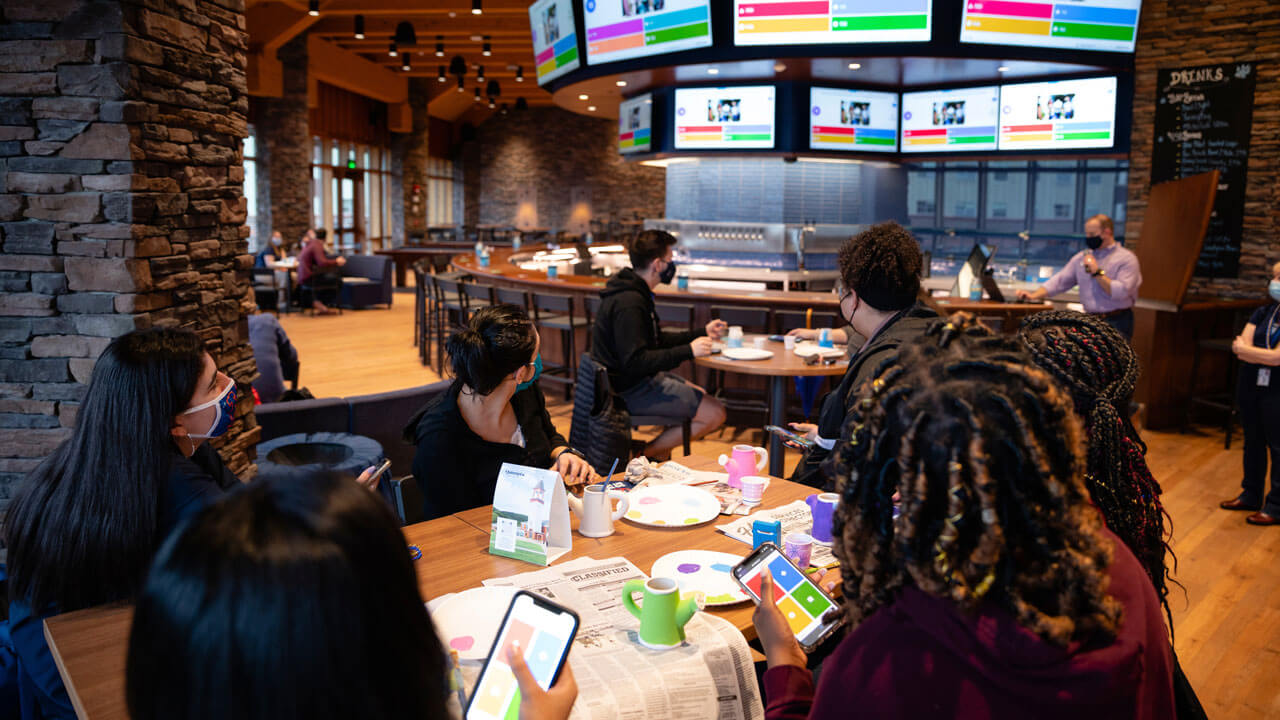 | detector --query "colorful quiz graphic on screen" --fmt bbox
[961,0,1141,53]
[674,86,776,150]
[809,87,898,152]
[583,0,713,66]
[734,0,932,46]
[529,0,581,85]
[468,598,574,720]
[618,94,653,154]
[900,86,1000,153]
[741,555,835,640]
[998,76,1117,150]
